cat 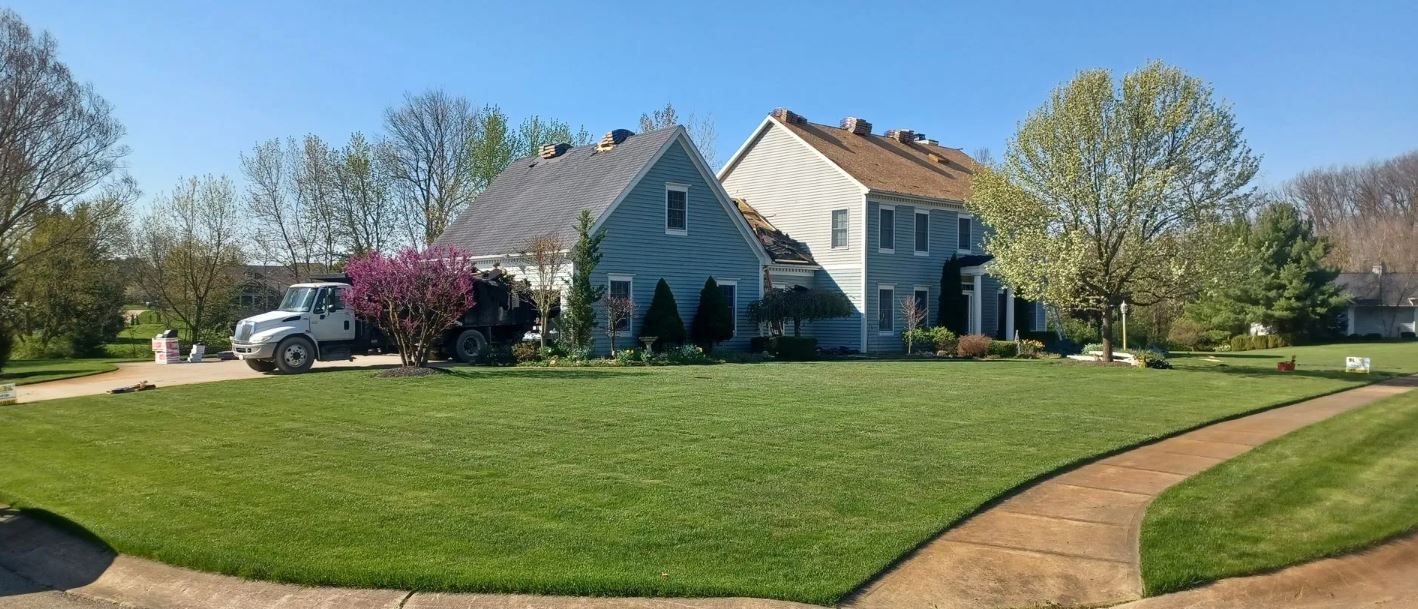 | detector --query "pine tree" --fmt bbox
[559,209,605,352]
[937,255,967,333]
[639,278,685,350]
[691,277,733,351]
[1235,202,1348,341]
